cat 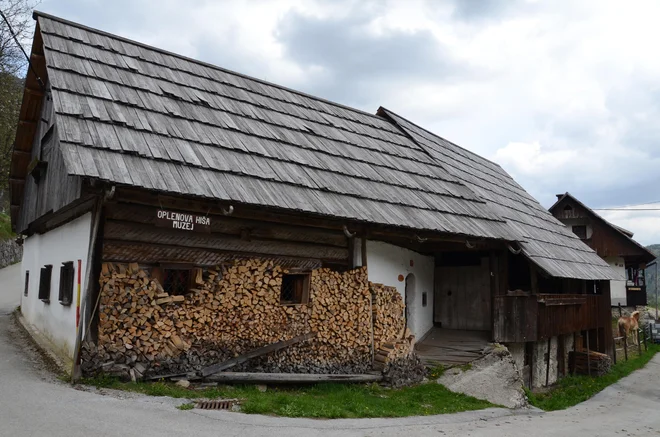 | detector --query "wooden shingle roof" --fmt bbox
[378,109,621,280]
[12,12,619,280]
